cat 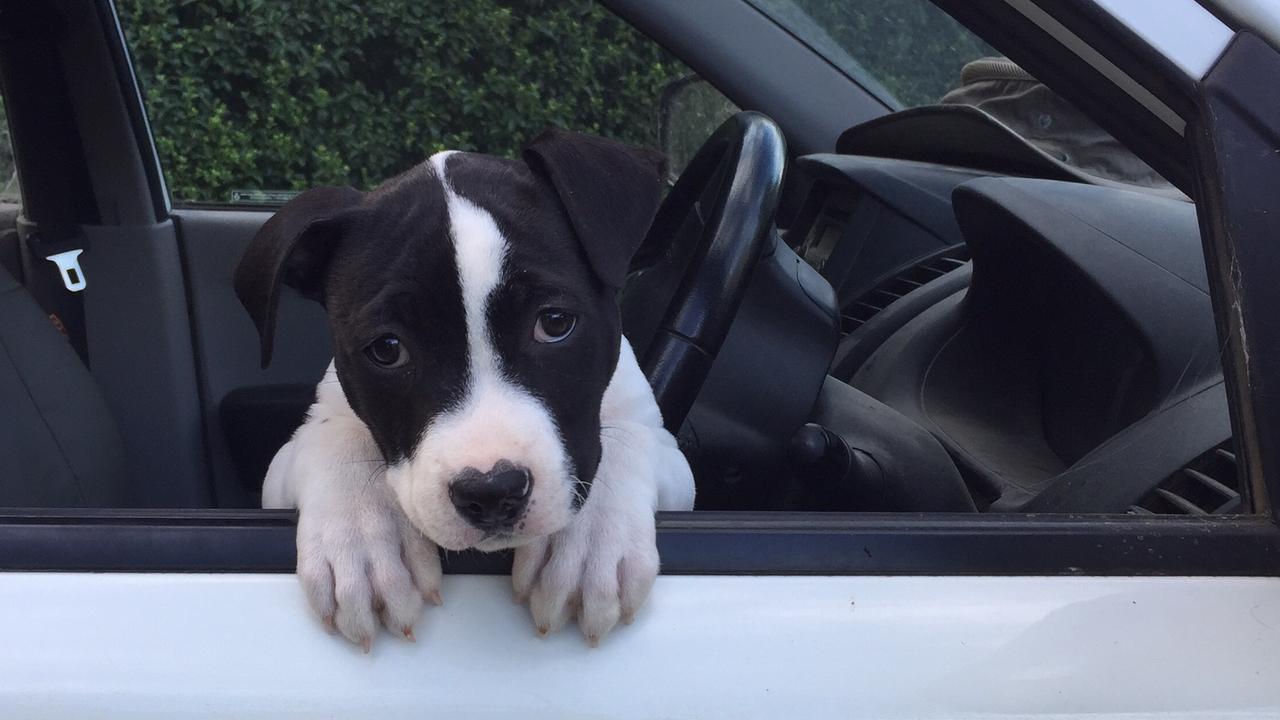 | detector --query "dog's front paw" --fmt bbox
[295,489,443,651]
[511,508,658,646]
[511,422,669,646]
